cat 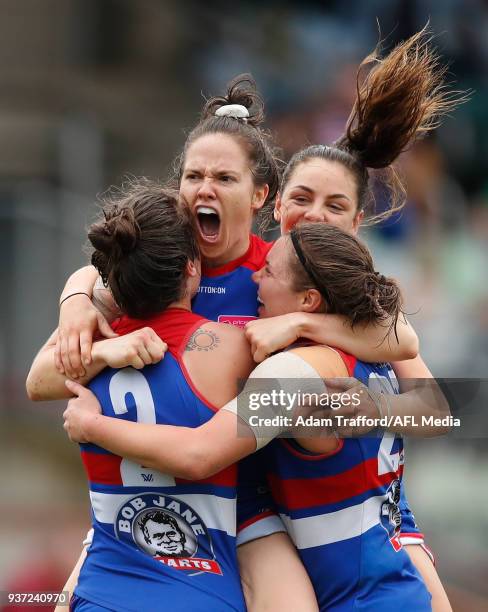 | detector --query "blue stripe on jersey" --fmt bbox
[77,352,245,612]
[266,360,431,610]
[87,482,236,499]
